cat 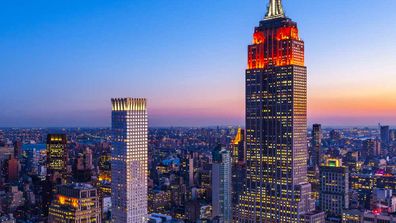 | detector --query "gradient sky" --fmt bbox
[1,0,396,127]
